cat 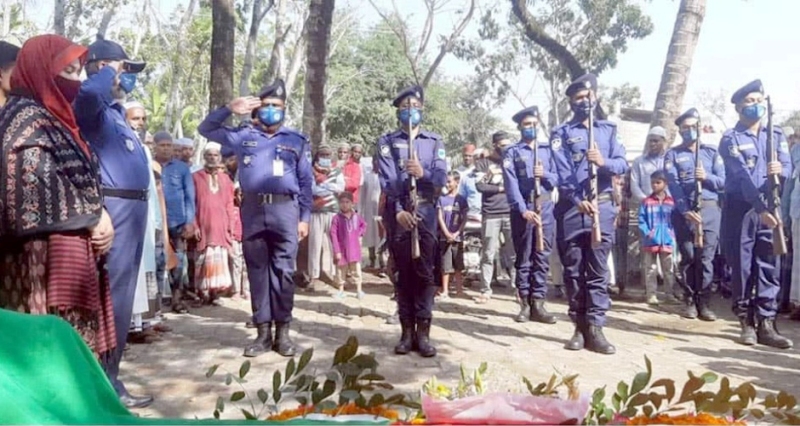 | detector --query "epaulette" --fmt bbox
[419,129,443,140]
